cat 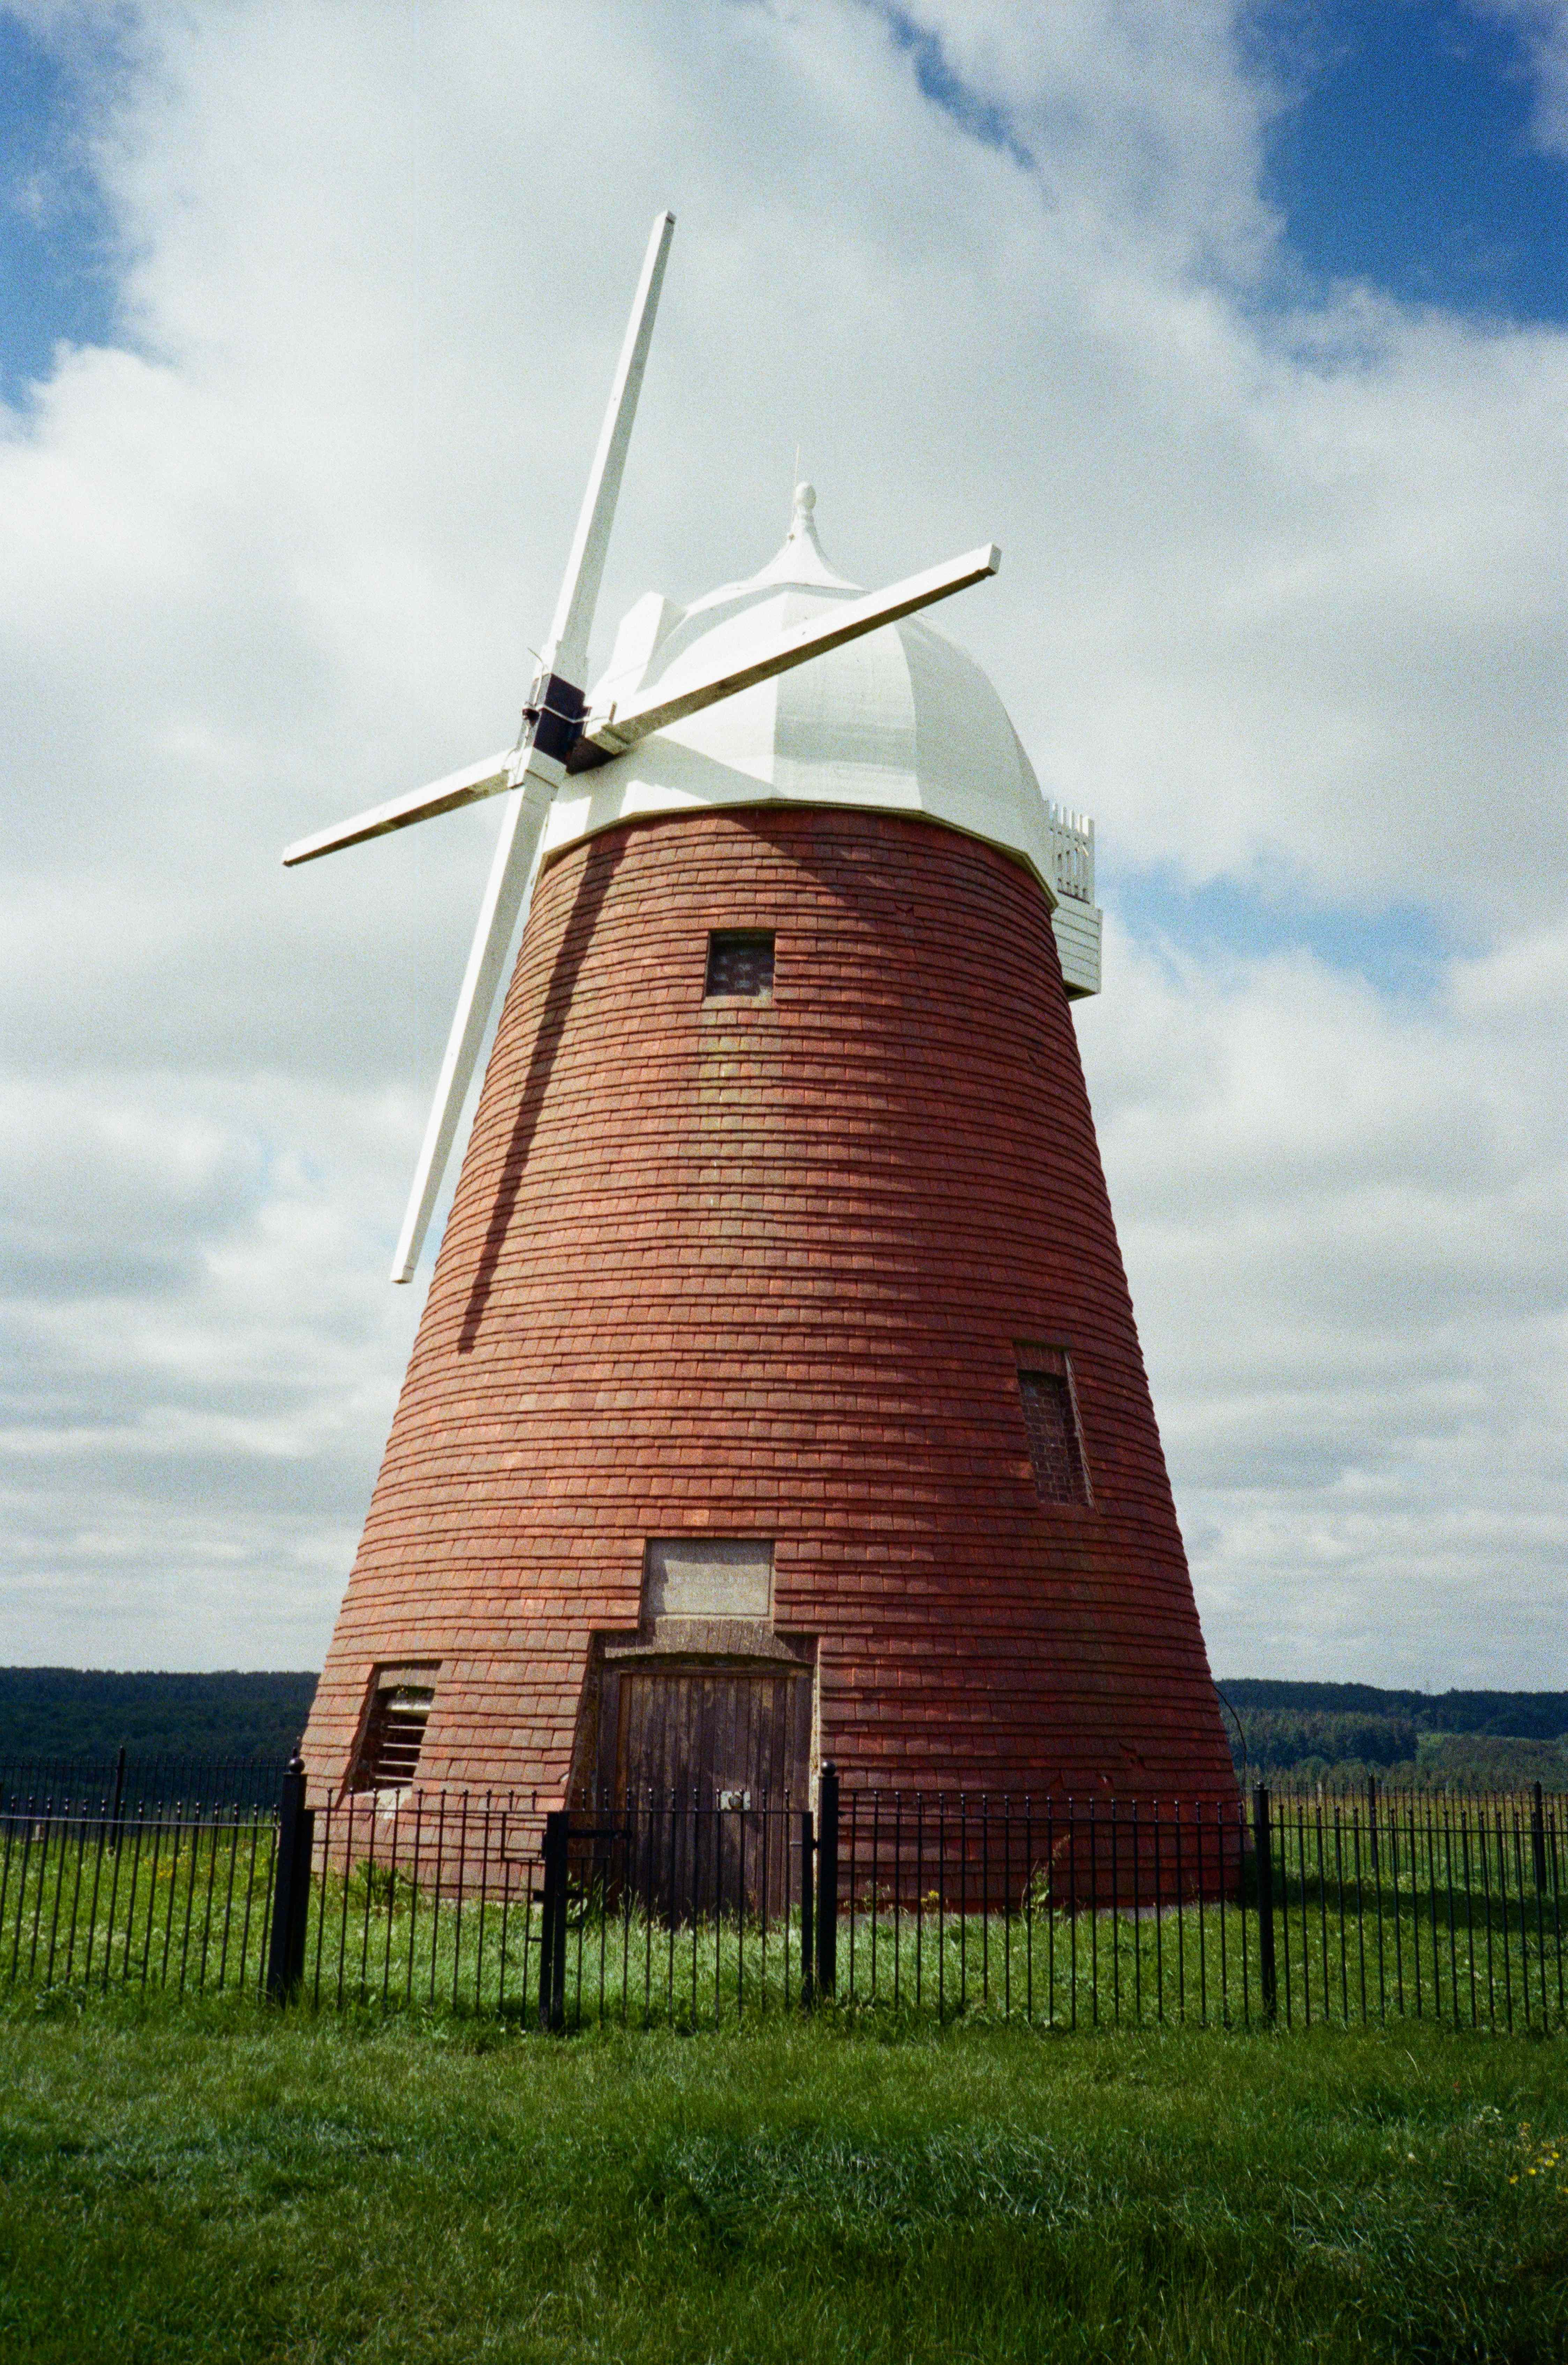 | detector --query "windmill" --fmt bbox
[291,213,1235,1814]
